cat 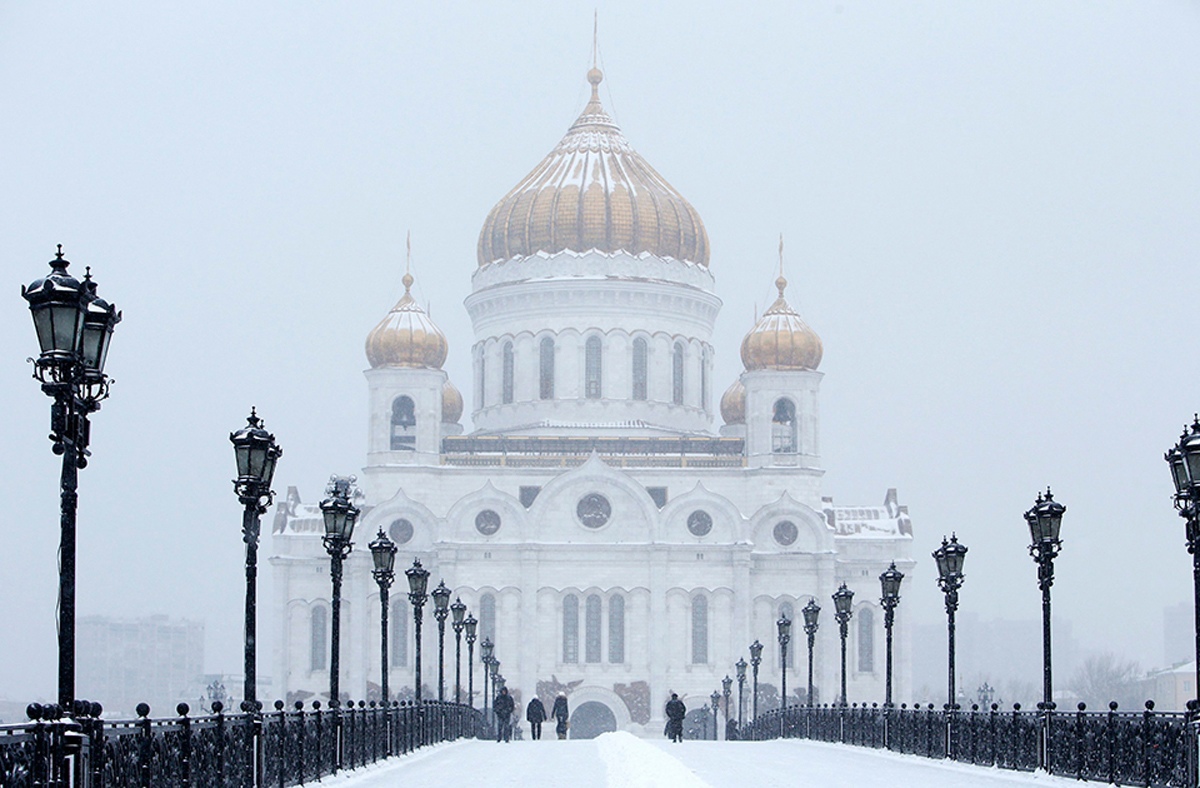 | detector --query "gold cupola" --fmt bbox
[477,66,709,268]
[740,274,823,371]
[365,271,448,369]
[720,379,746,425]
[441,379,463,424]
